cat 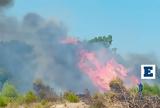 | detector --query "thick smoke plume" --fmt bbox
[0,0,13,9]
[0,0,159,93]
[0,12,98,92]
